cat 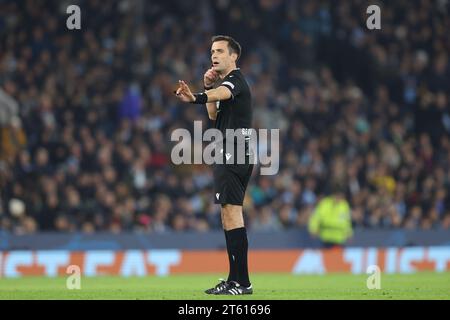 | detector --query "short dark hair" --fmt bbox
[211,35,241,61]
[330,182,346,196]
